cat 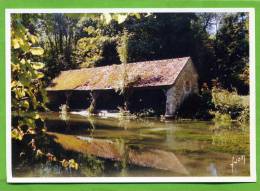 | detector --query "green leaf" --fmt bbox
[117,14,128,24]
[84,26,95,35]
[30,47,44,55]
[22,100,29,109]
[28,34,38,44]
[11,128,24,141]
[69,159,79,170]
[133,13,141,19]
[15,88,26,98]
[34,113,40,119]
[32,62,44,70]
[19,75,31,86]
[35,72,44,79]
[12,38,20,49]
[102,13,112,24]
